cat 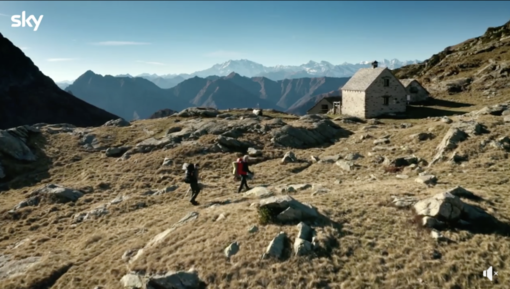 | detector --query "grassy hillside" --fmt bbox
[0,107,509,289]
